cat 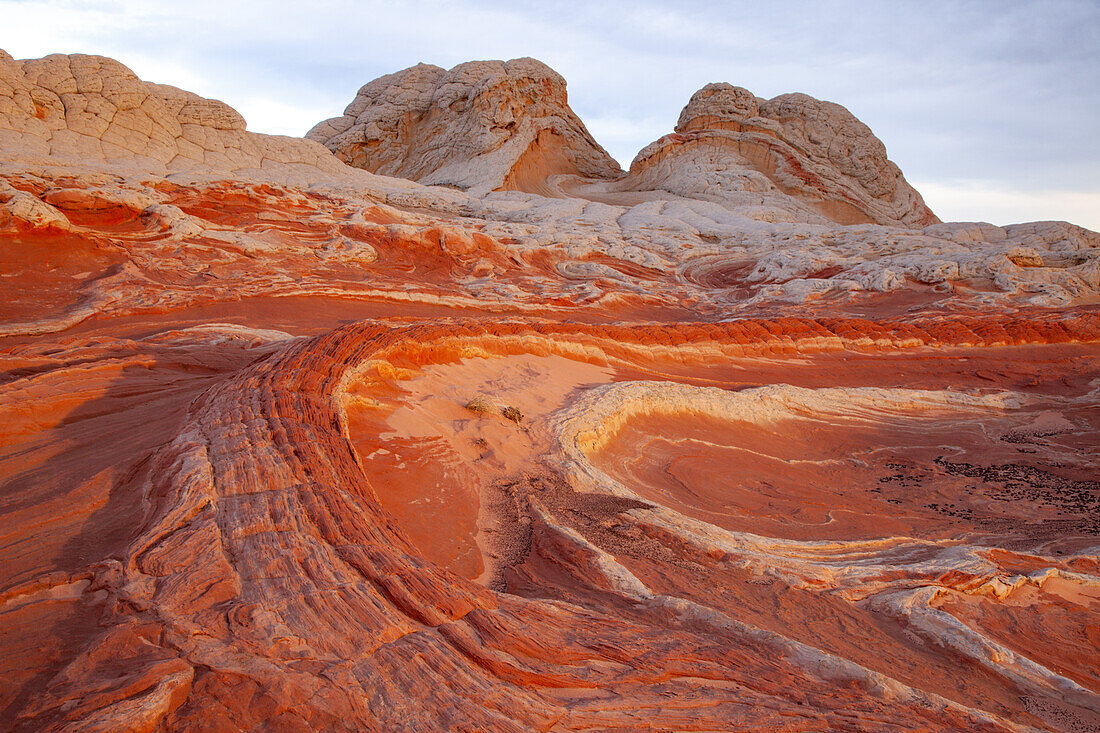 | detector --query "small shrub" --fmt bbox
[464,396,522,425]
[464,396,494,414]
